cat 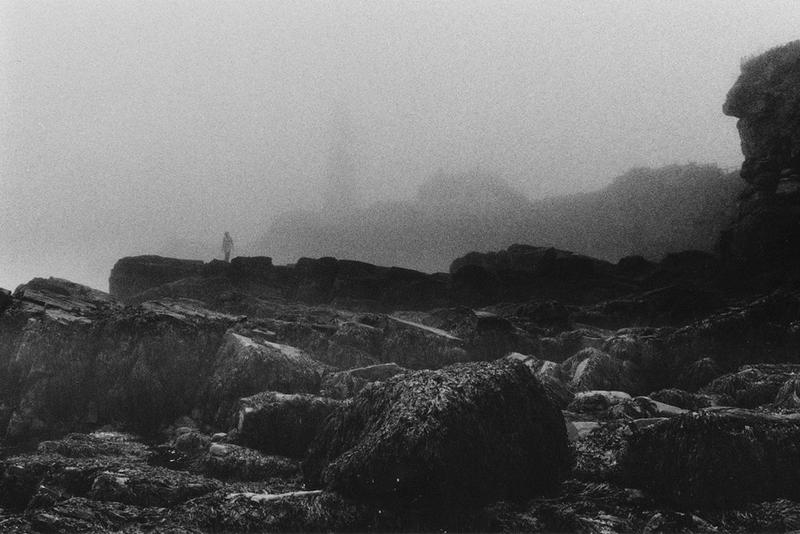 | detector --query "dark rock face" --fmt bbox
[622,409,800,507]
[236,392,342,458]
[303,359,570,509]
[702,364,800,408]
[108,256,204,299]
[724,41,800,191]
[0,279,259,441]
[721,41,800,274]
[320,363,407,399]
[110,254,451,311]
[202,333,330,428]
